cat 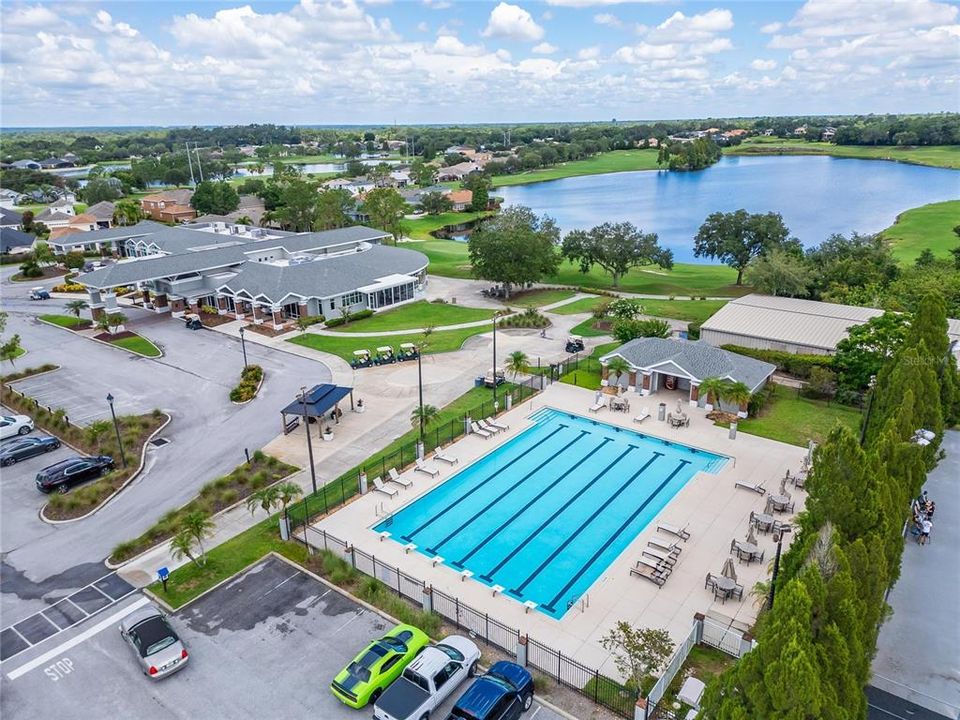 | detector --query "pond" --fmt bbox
[495,155,959,262]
